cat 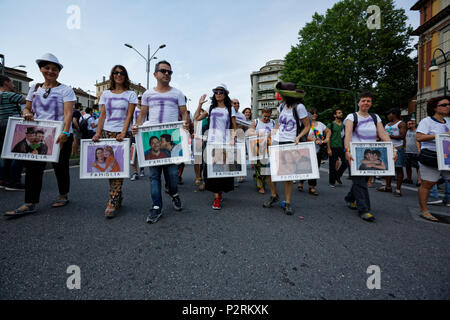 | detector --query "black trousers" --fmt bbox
[25,135,73,204]
[329,147,348,184]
